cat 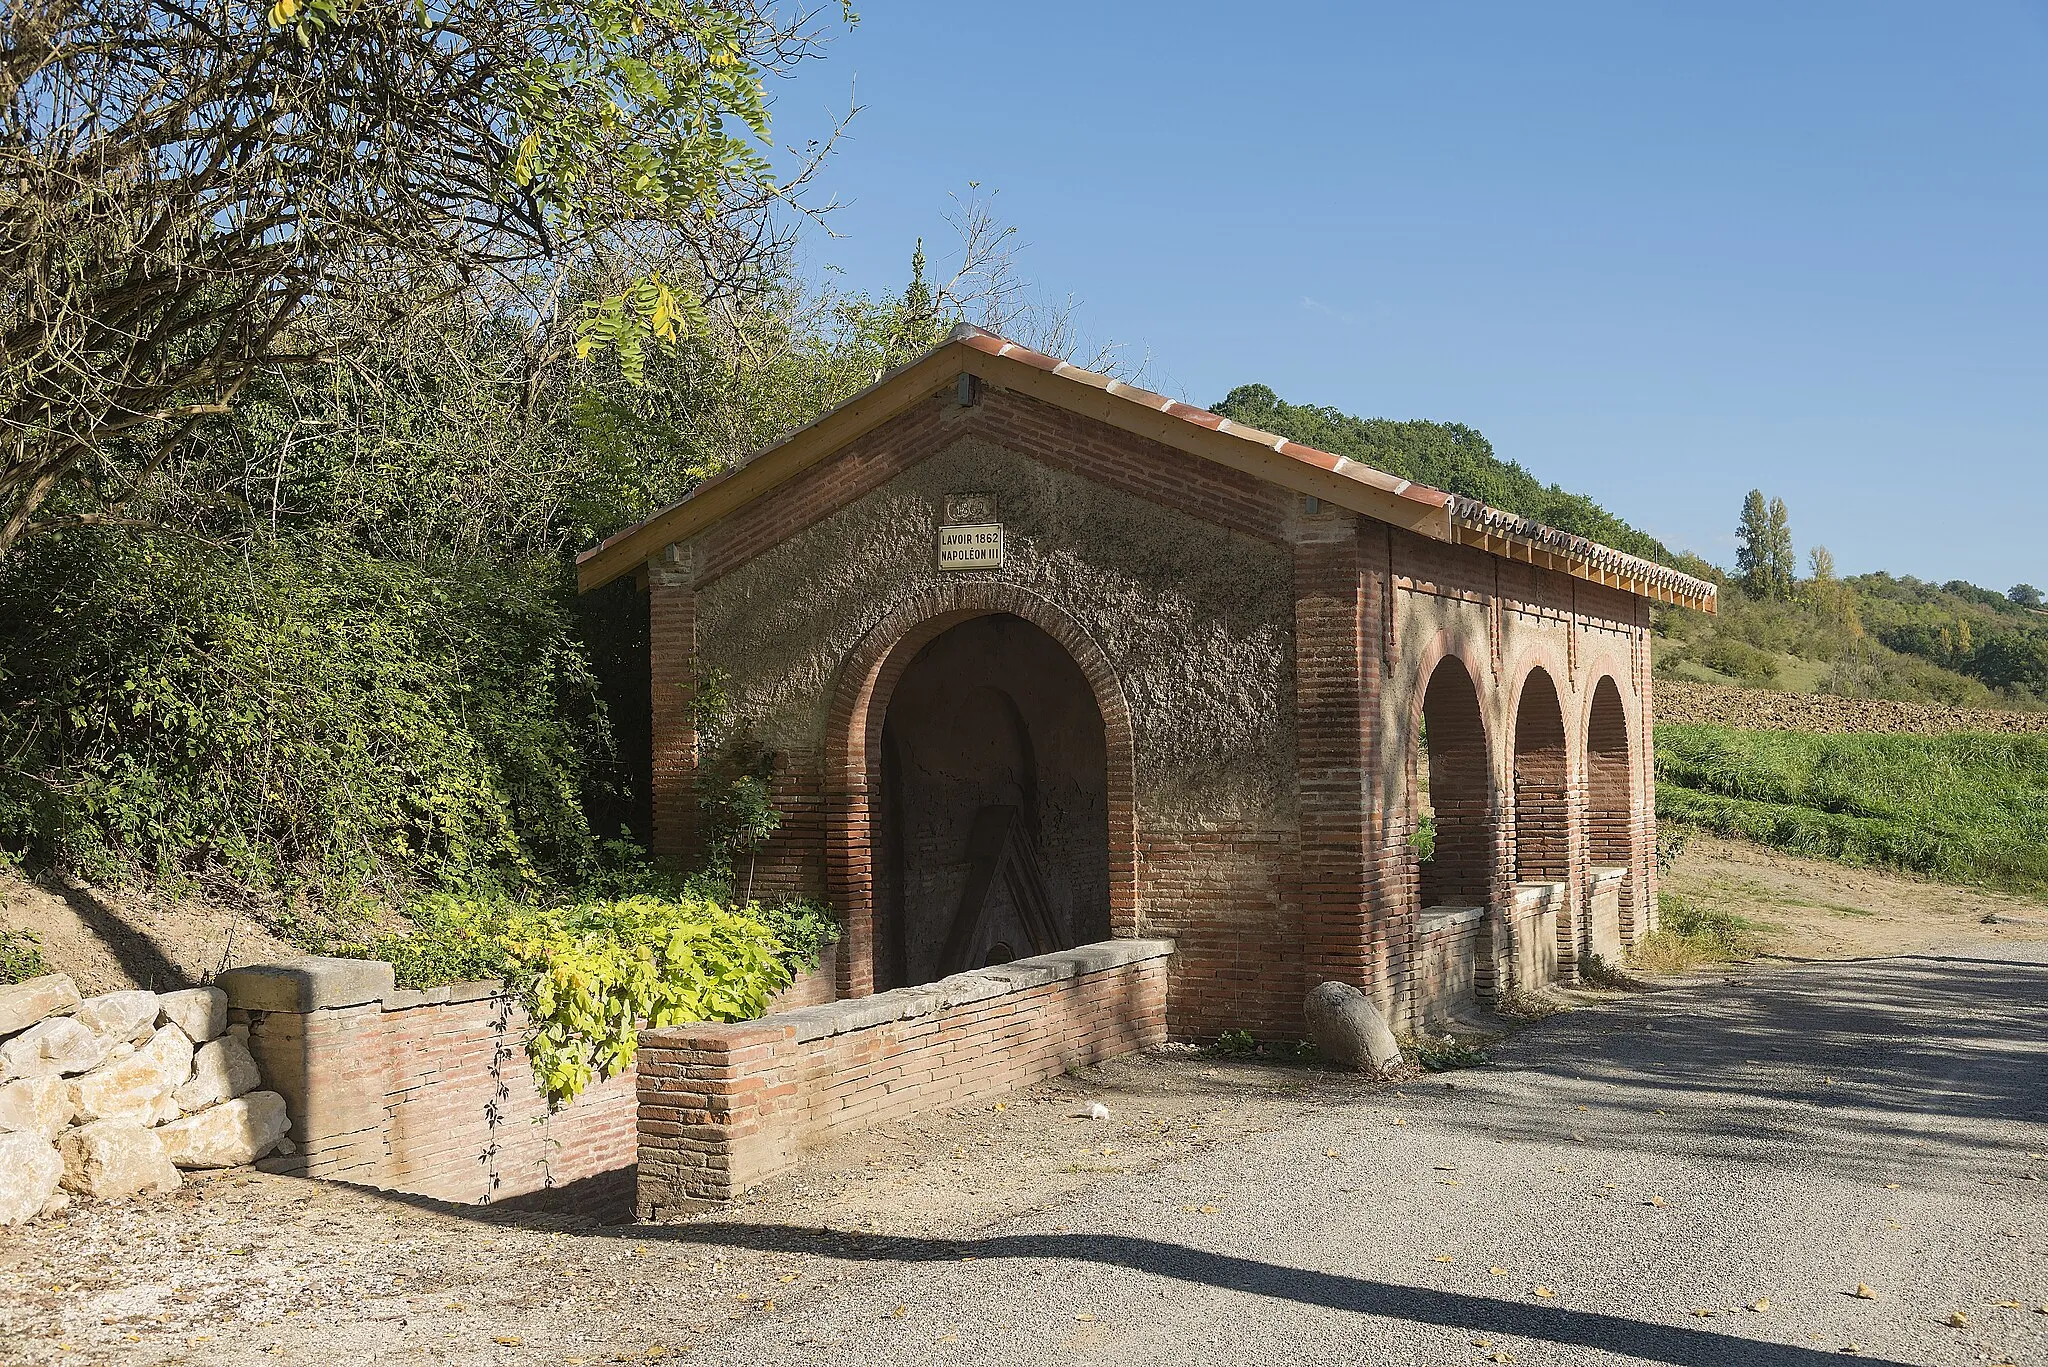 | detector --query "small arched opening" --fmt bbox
[1415,657,1494,911]
[871,613,1111,991]
[1585,676,1635,952]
